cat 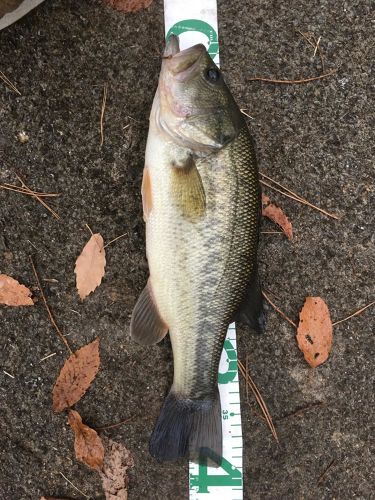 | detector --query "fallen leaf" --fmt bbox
[296,297,333,368]
[75,233,106,300]
[102,0,154,13]
[0,274,33,306]
[100,437,134,500]
[262,193,293,240]
[68,410,104,471]
[52,338,100,412]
